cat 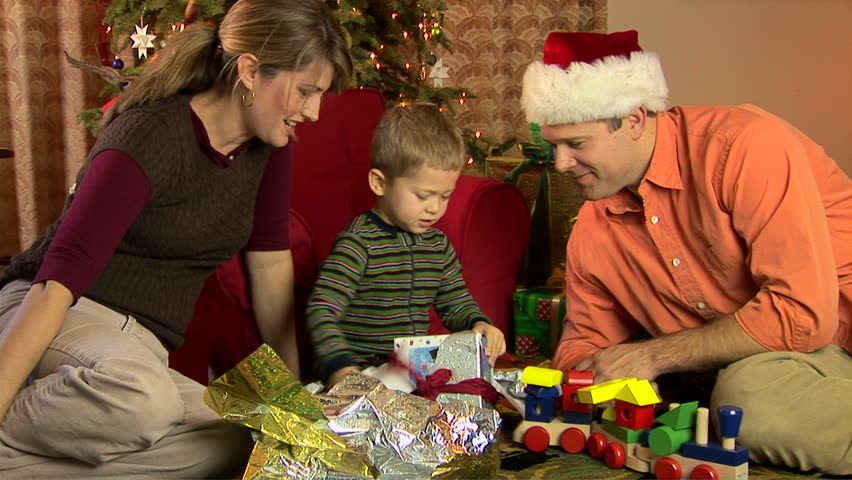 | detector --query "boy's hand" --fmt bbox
[328,366,361,389]
[472,321,506,367]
